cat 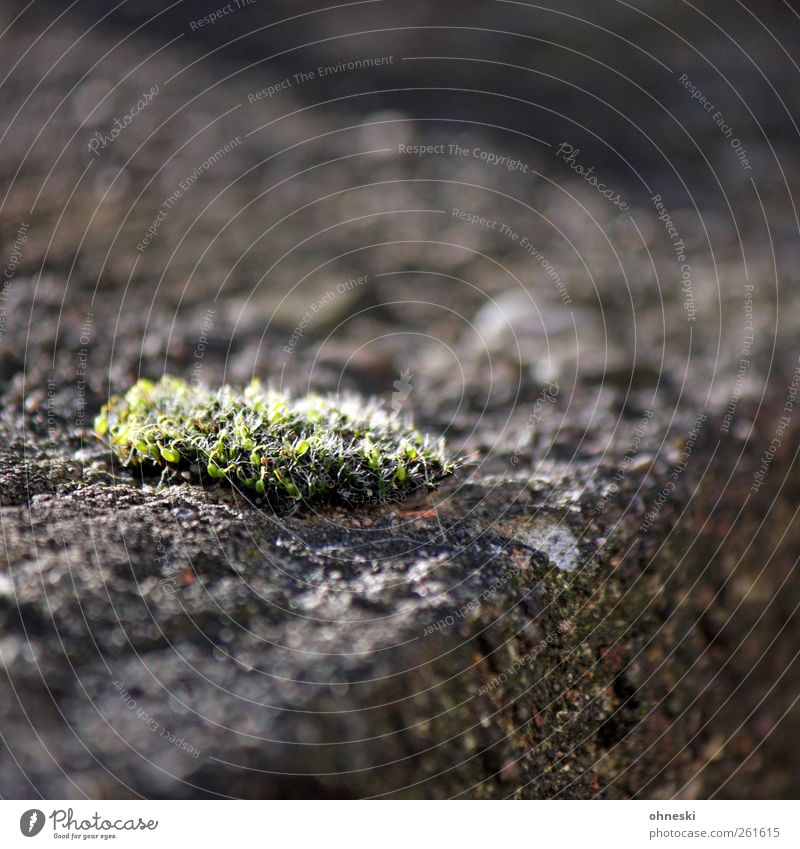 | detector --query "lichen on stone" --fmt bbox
[95,375,458,504]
